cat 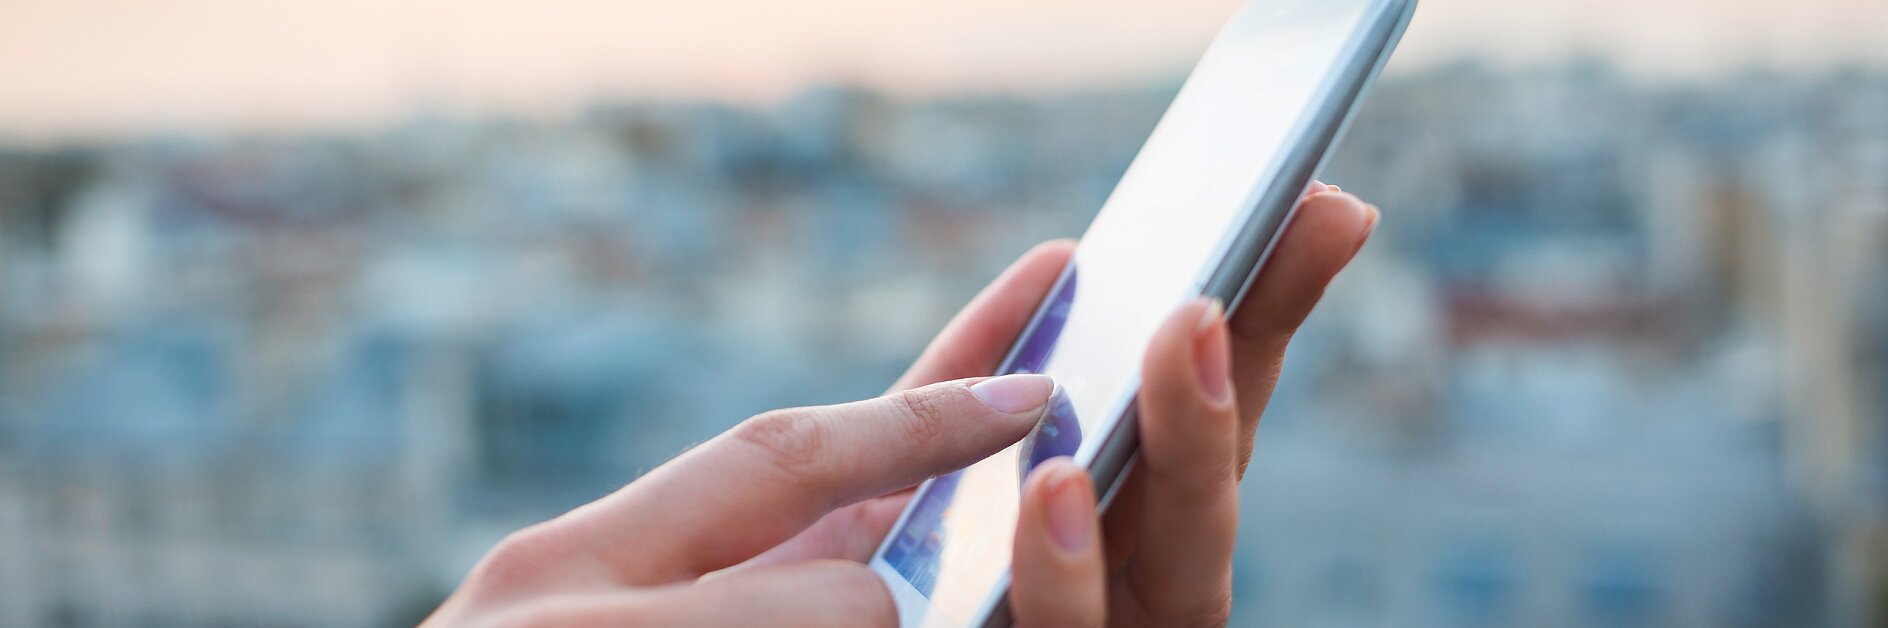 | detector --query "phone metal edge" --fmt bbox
[982,3,1415,624]
[869,1,1419,625]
